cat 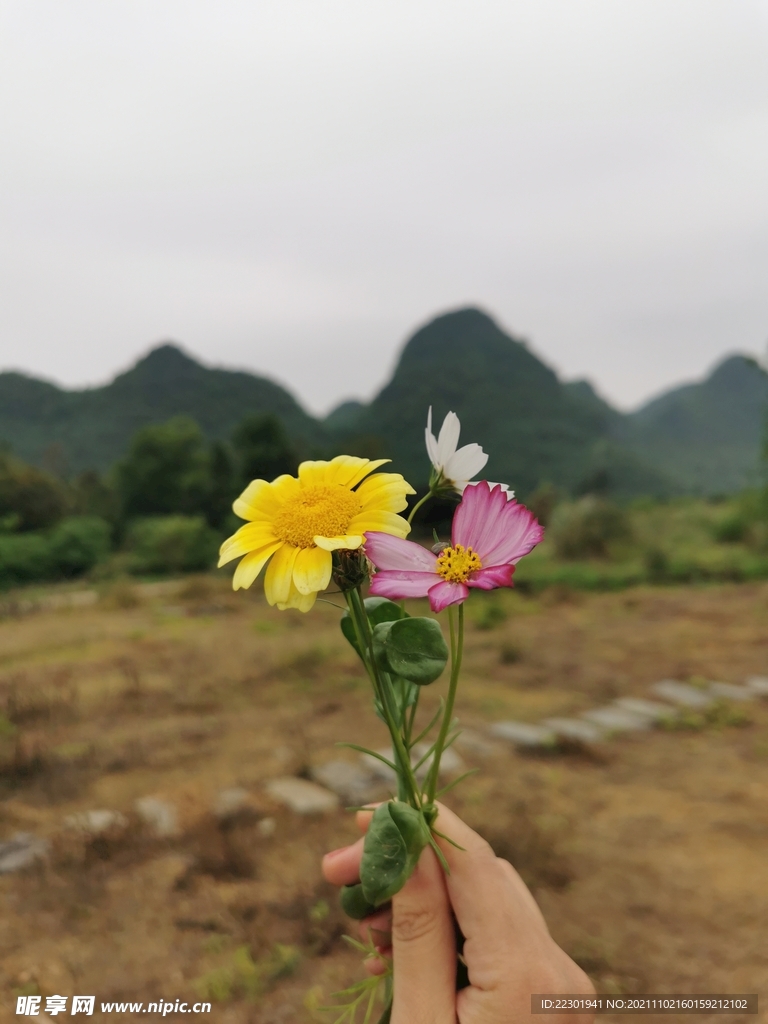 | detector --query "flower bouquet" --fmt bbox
[218,409,543,1023]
